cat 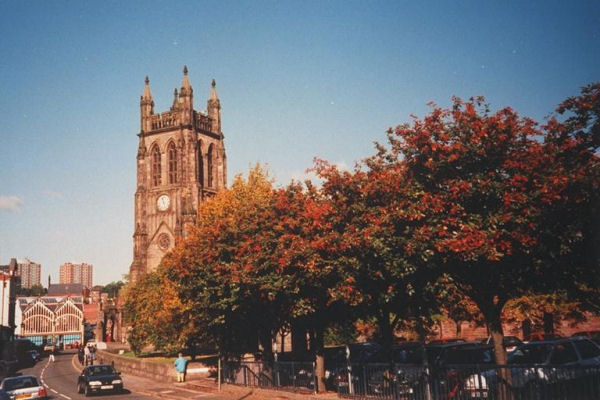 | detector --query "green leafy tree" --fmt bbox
[17,284,46,297]
[101,281,125,298]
